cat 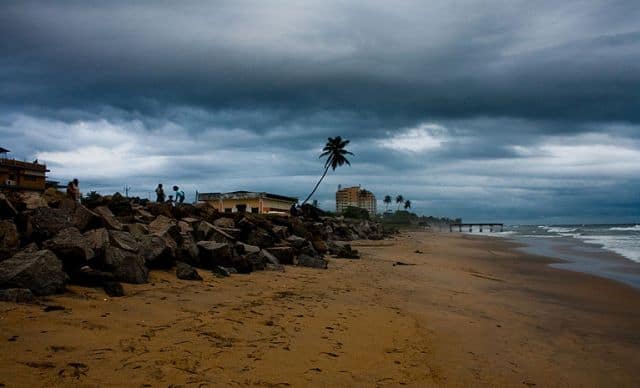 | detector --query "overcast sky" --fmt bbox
[1,0,639,223]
